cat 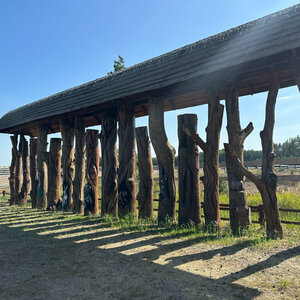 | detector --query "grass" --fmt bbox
[279,278,294,290]
[1,197,299,252]
[2,182,300,243]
